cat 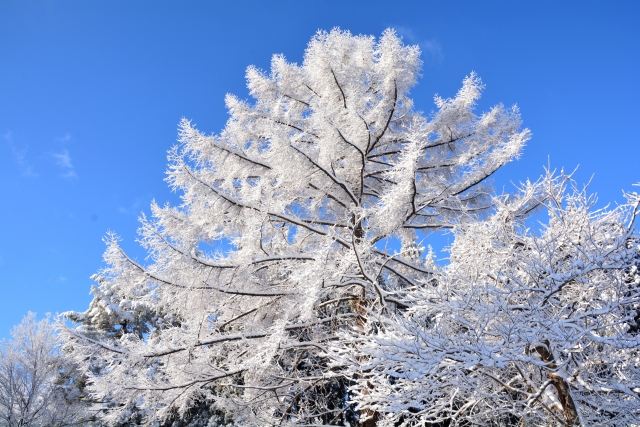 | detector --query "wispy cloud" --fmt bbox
[393,26,443,65]
[52,148,77,179]
[118,195,152,216]
[55,133,71,143]
[3,131,38,177]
